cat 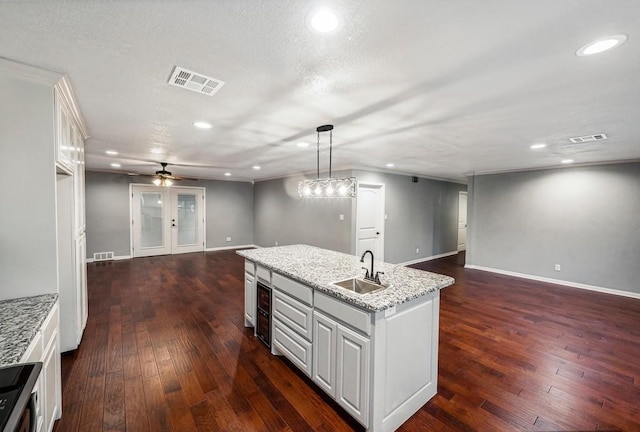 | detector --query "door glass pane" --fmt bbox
[177,194,197,246]
[140,192,164,248]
